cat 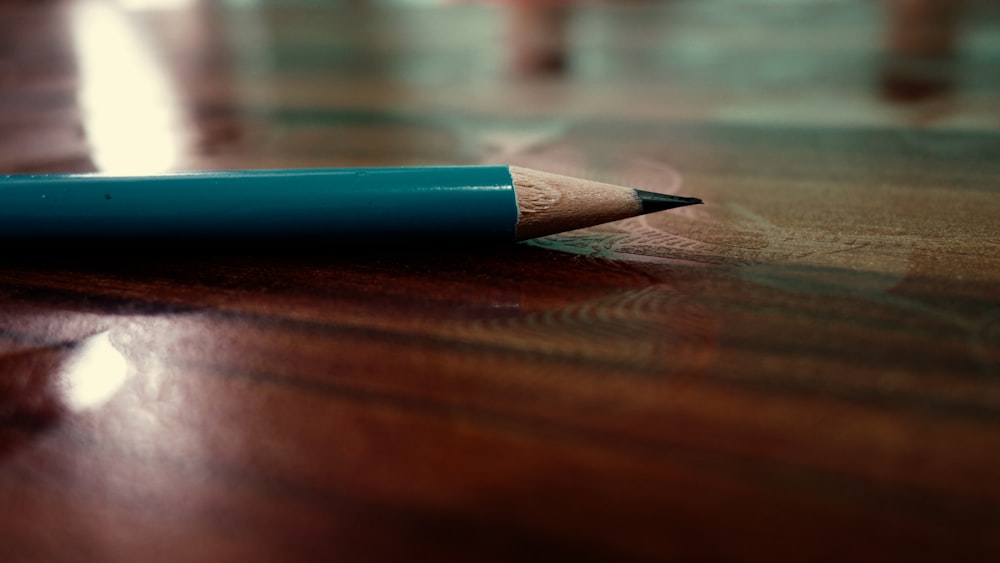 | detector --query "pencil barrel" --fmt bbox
[0,166,519,244]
